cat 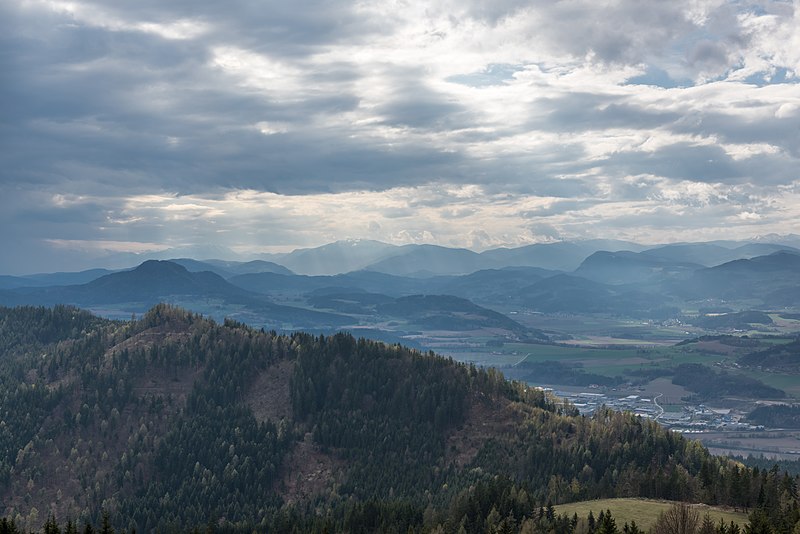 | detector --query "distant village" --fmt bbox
[536,386,766,433]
